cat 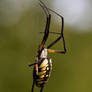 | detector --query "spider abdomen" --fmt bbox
[33,58,52,87]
